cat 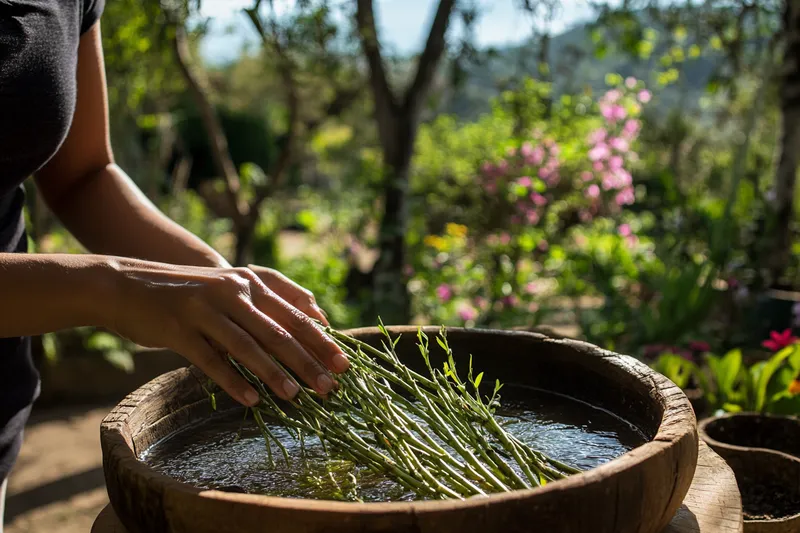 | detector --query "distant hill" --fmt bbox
[437,21,725,120]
